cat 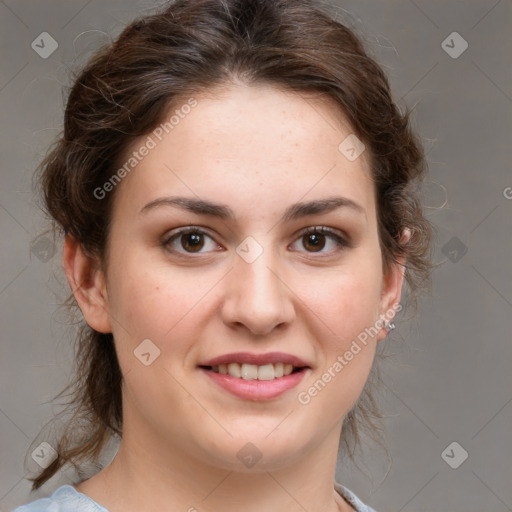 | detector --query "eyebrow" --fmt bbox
[139,195,366,223]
